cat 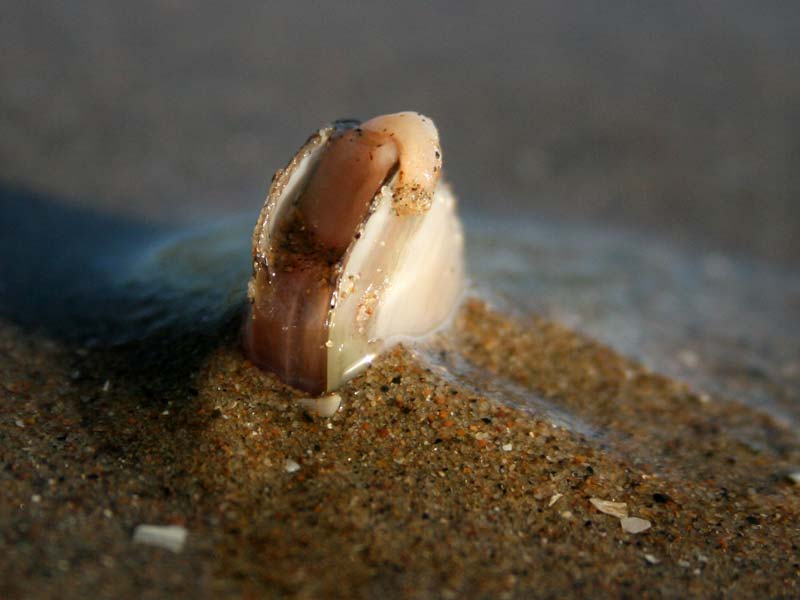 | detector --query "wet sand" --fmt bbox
[2,299,799,598]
